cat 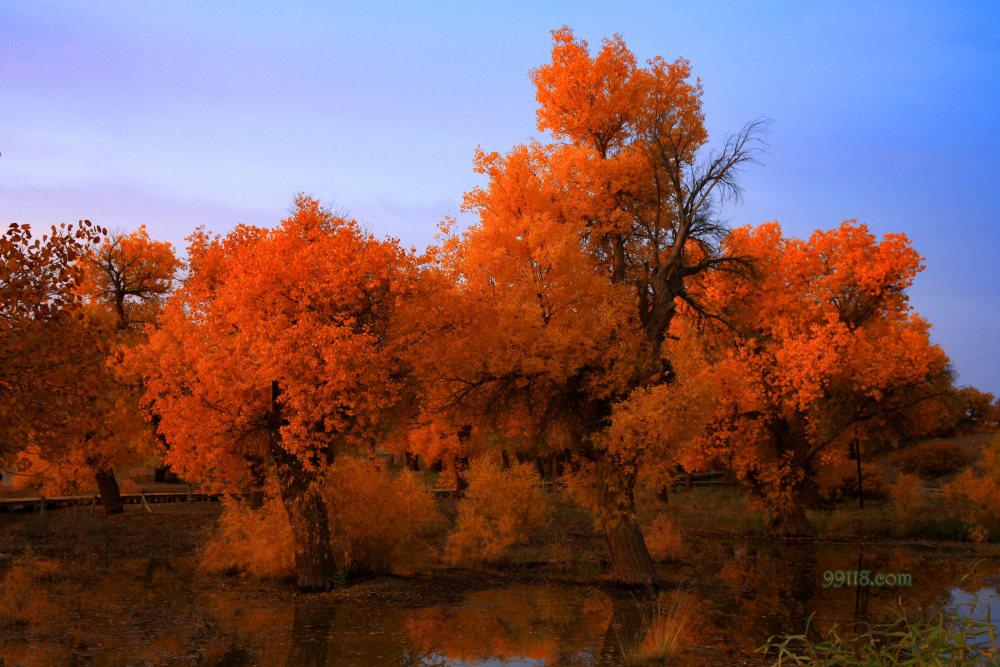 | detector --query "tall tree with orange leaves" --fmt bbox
[134,196,409,590]
[74,227,181,512]
[0,220,104,475]
[689,221,951,533]
[3,225,179,513]
[413,28,765,586]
